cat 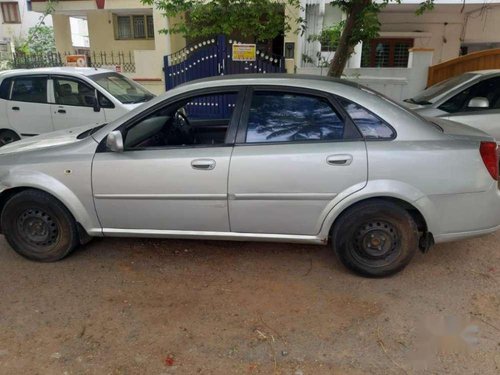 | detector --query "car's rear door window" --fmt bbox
[245,92,345,143]
[11,76,48,103]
